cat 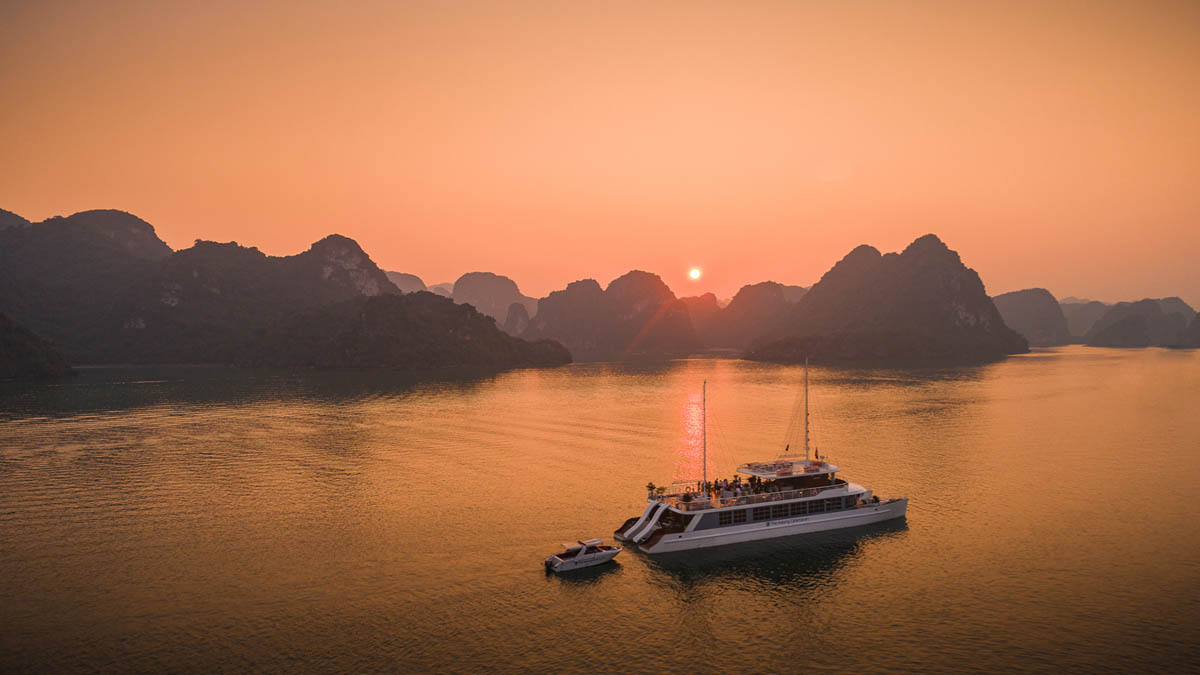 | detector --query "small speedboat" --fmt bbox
[544,538,622,573]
